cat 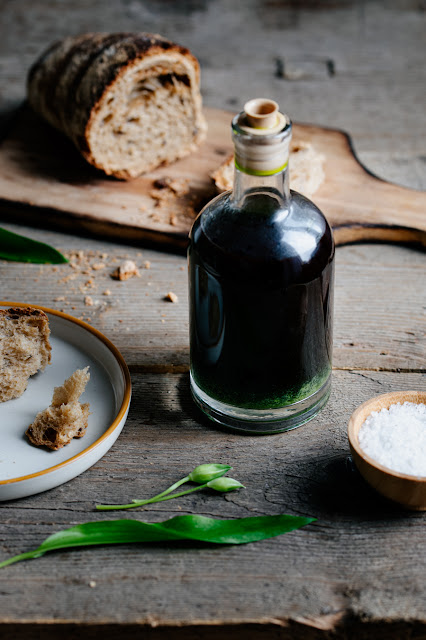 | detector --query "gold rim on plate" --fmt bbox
[0,301,132,485]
